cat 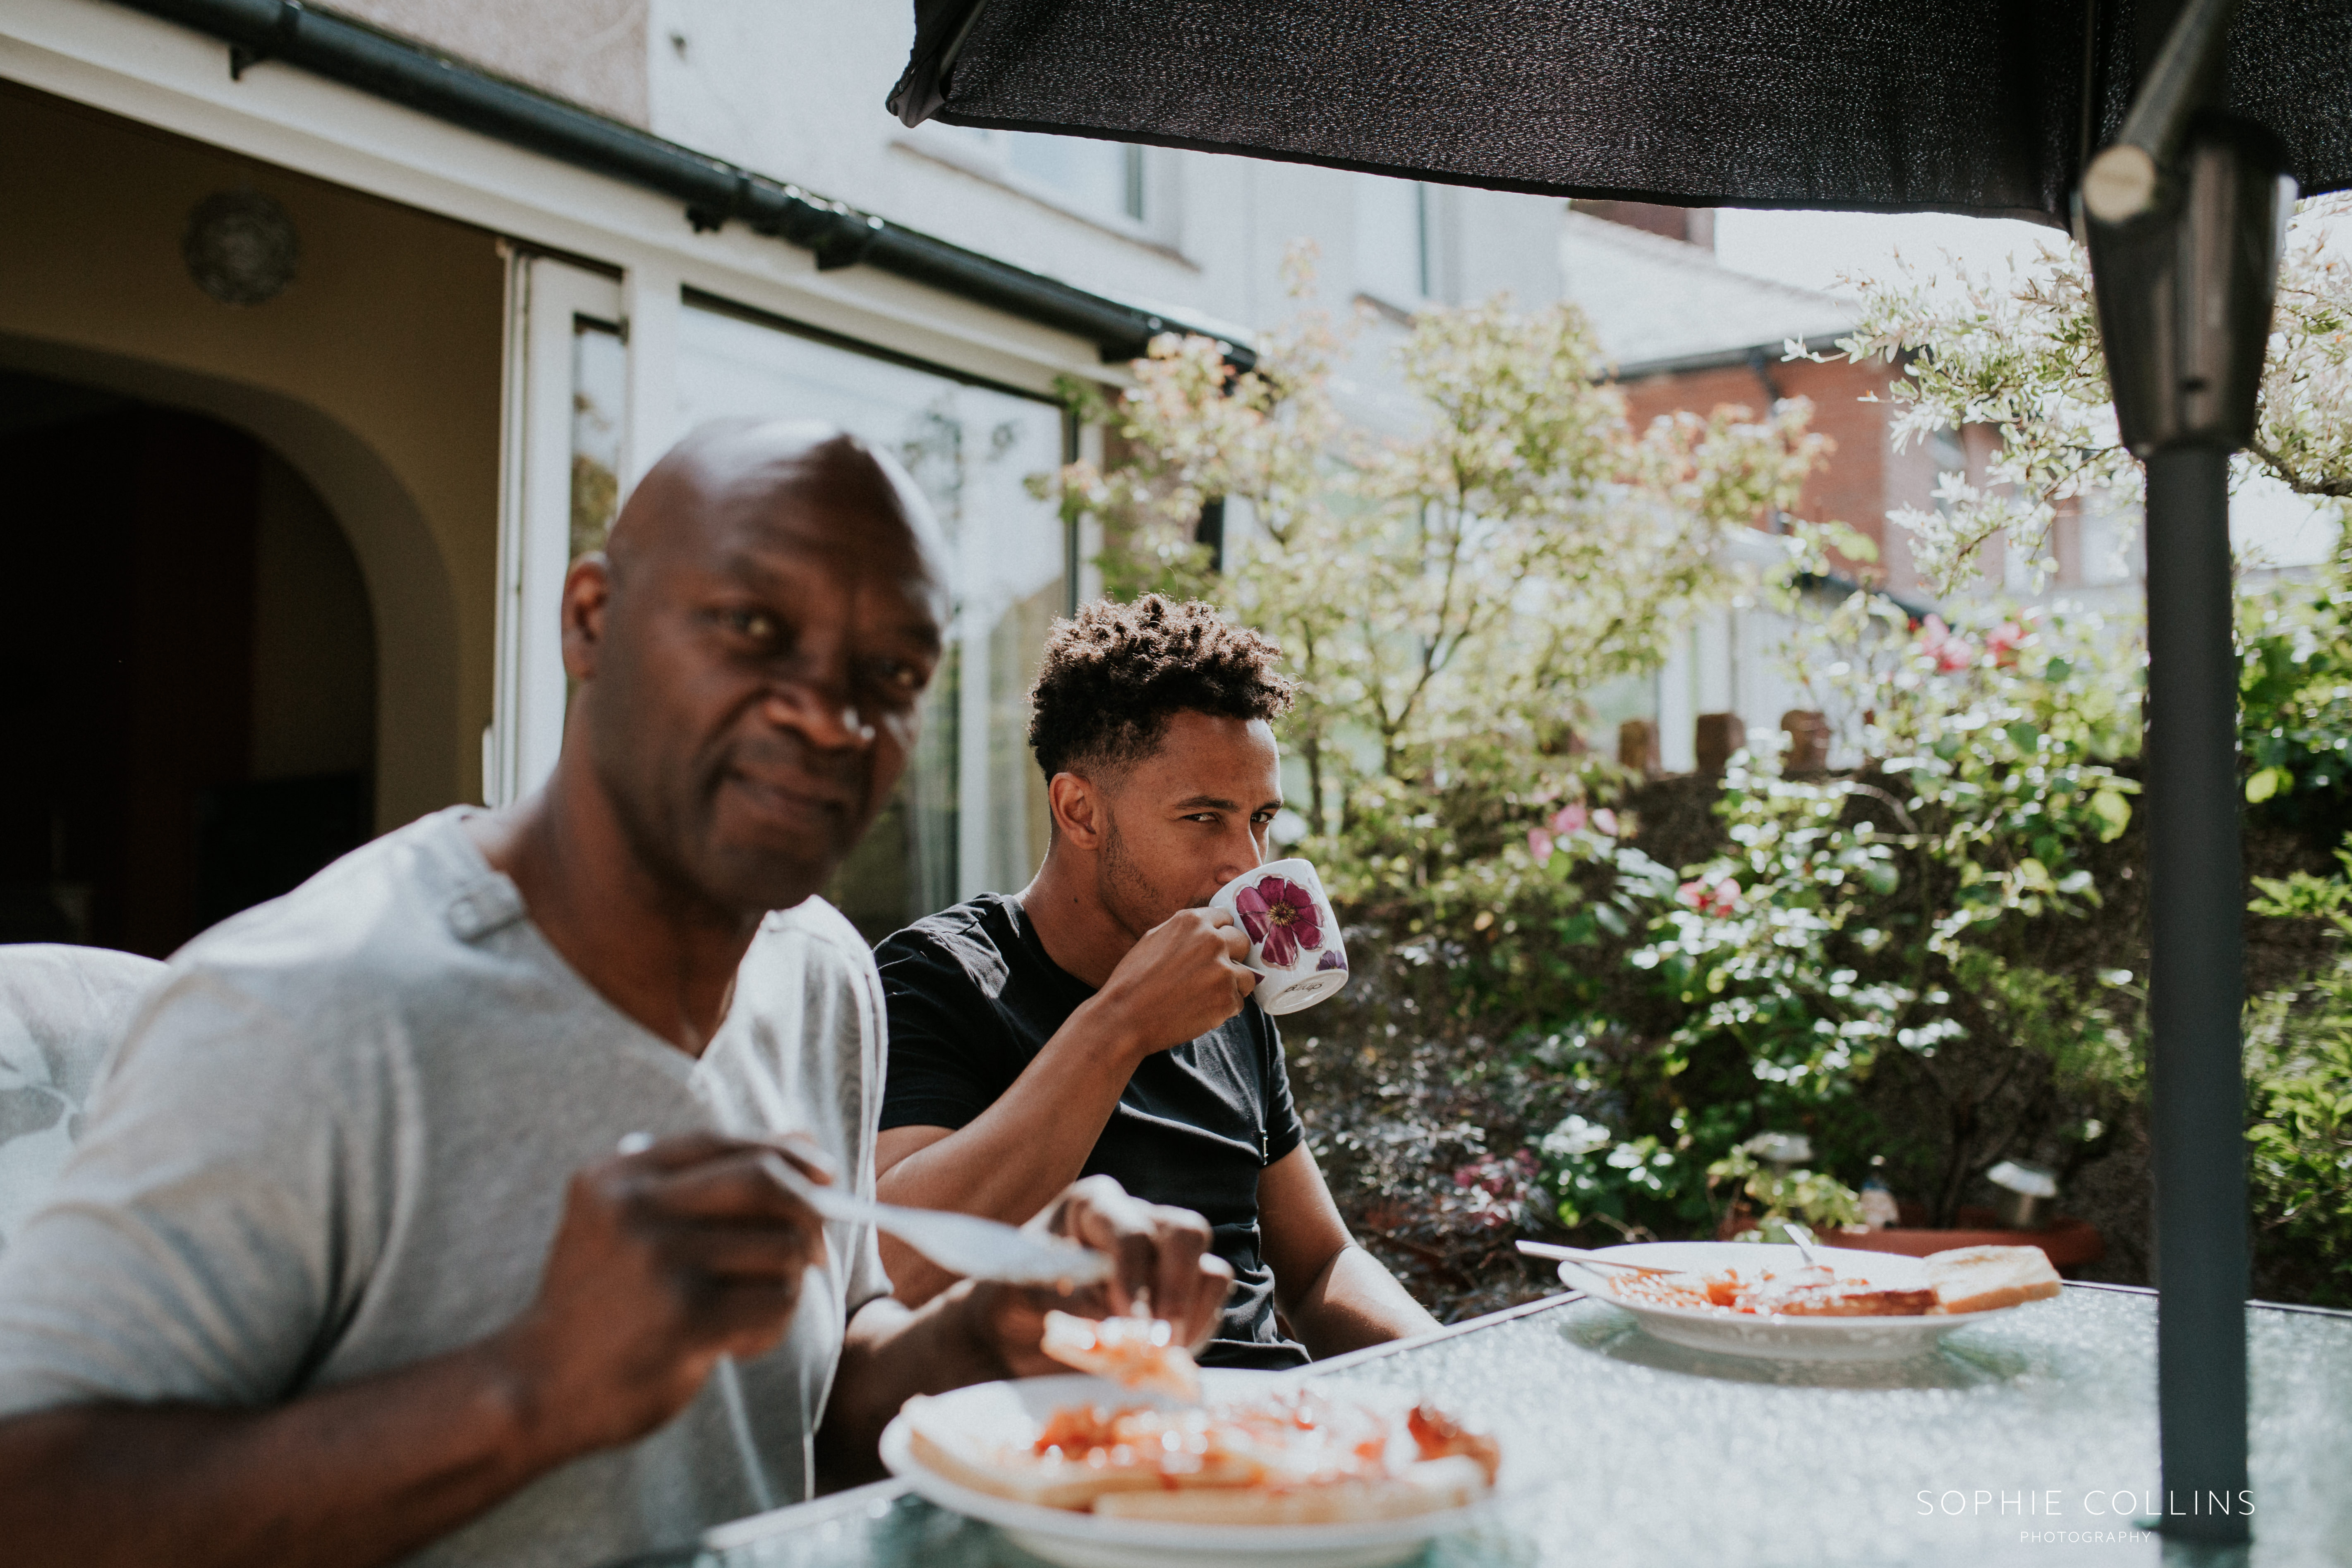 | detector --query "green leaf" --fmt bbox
[2090,789,2132,840]
[2245,766,2288,804]
[2005,721,2041,753]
